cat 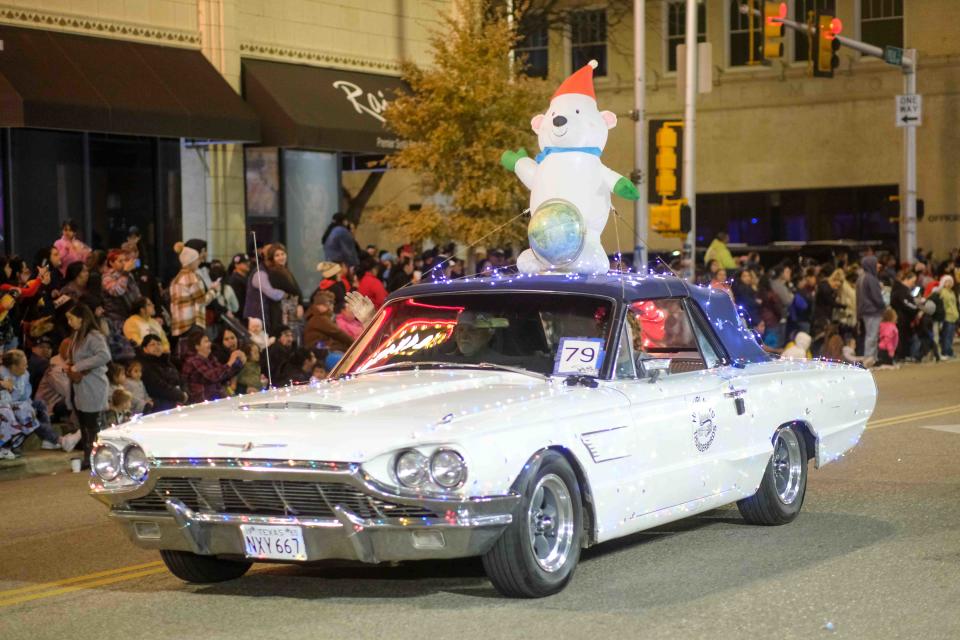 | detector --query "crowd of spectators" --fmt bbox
[703,232,960,368]
[0,214,482,467]
[4,212,953,467]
